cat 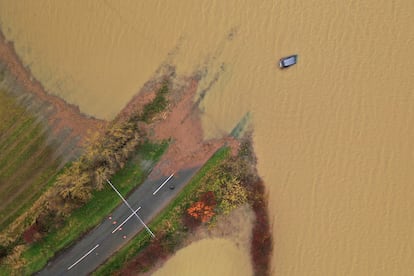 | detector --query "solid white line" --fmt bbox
[112,206,141,234]
[153,173,174,195]
[67,244,100,270]
[106,179,155,238]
